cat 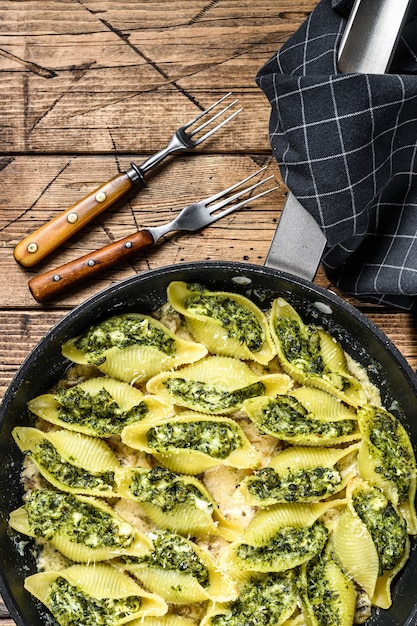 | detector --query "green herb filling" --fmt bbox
[146,420,243,459]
